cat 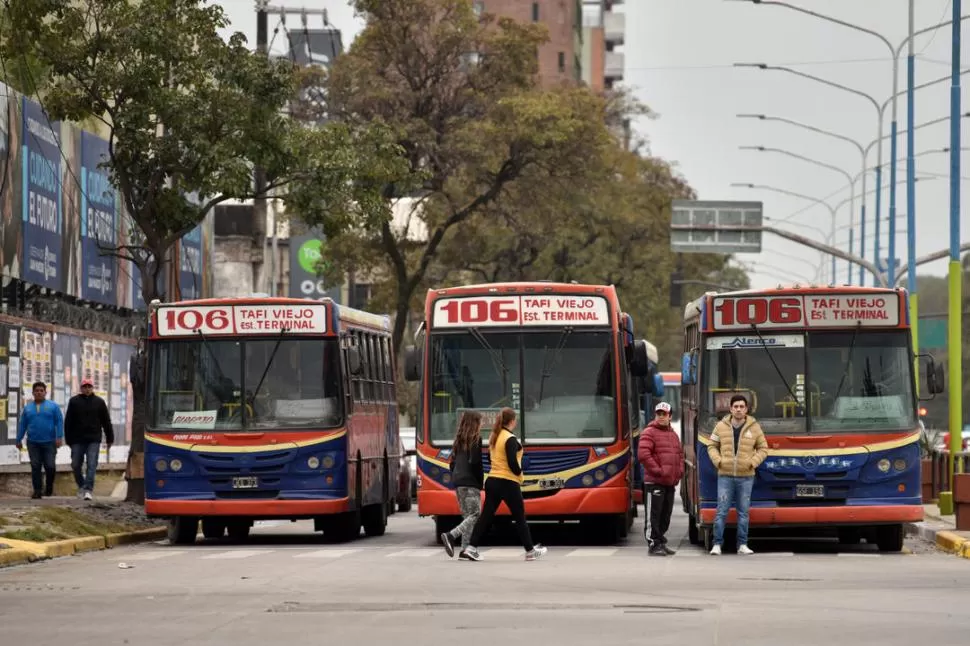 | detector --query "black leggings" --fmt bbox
[469,477,534,551]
